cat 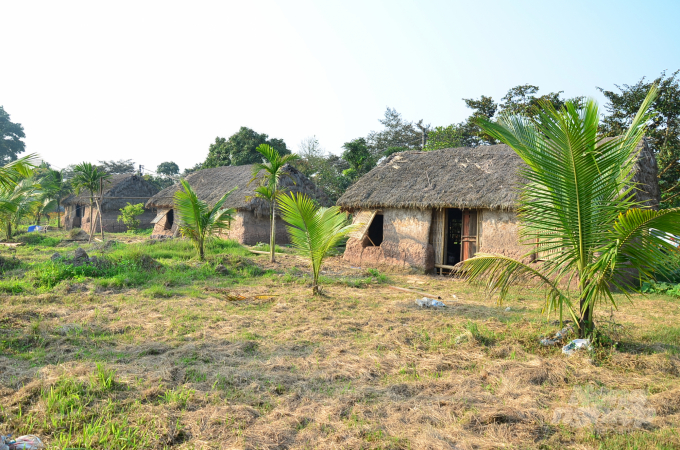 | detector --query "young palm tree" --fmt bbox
[174,179,236,260]
[251,144,300,262]
[277,192,356,295]
[459,86,680,338]
[71,163,111,242]
[0,179,41,239]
